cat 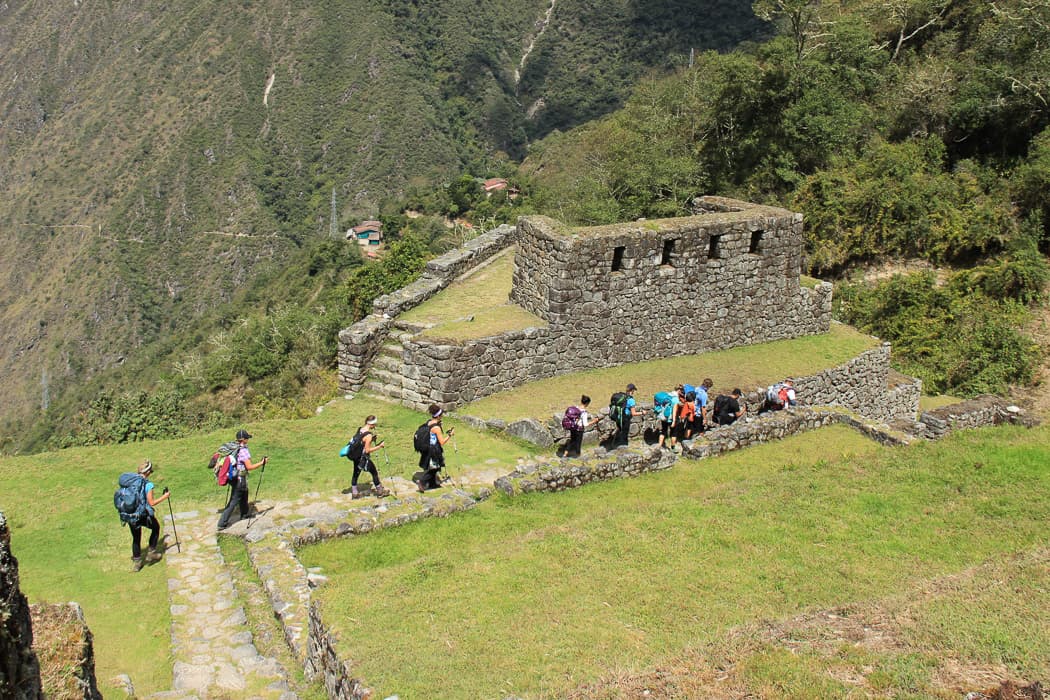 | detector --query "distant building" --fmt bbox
[483,178,508,194]
[347,220,383,250]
